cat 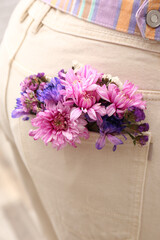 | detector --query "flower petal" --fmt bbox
[97,85,110,102]
[63,100,74,106]
[107,134,123,146]
[96,134,106,150]
[86,84,98,91]
[70,107,82,121]
[62,131,73,140]
[106,103,116,116]
[11,109,28,118]
[87,108,97,120]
